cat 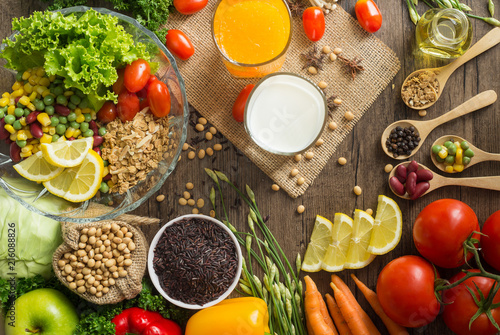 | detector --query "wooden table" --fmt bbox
[2,1,499,334]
